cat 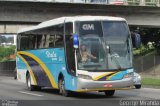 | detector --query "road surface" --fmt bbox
[0,76,160,106]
